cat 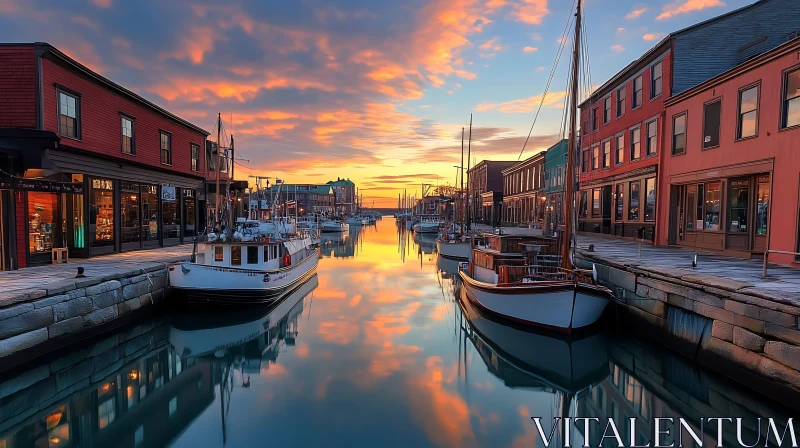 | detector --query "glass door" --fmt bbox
[727,178,750,251]
[753,174,769,252]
